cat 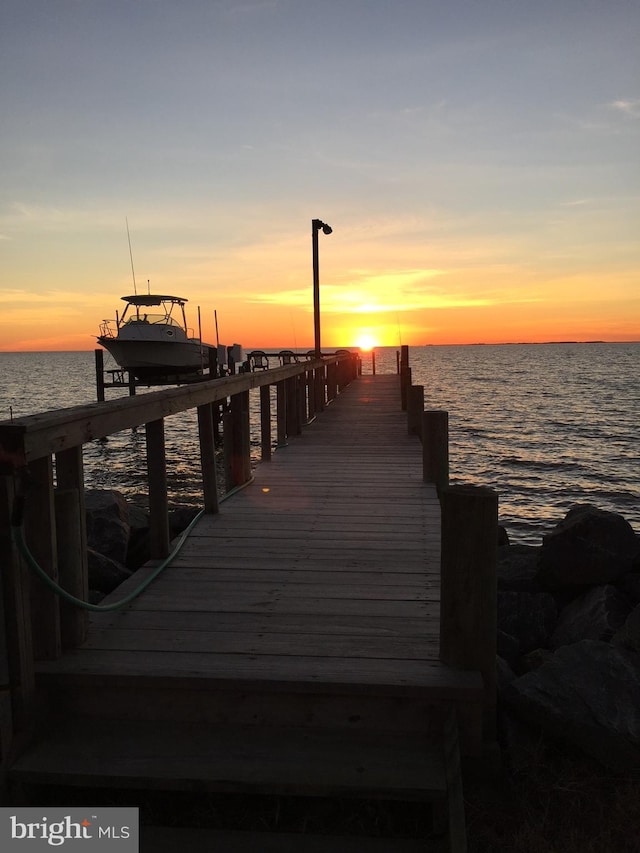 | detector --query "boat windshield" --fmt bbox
[122,312,182,327]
